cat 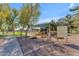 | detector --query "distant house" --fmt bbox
[14,23,49,32]
[35,23,49,30]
